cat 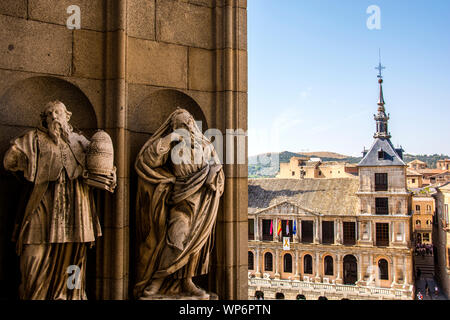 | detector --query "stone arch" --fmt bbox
[263,251,274,272]
[128,89,209,161]
[343,255,358,285]
[0,76,97,299]
[128,89,210,294]
[248,251,255,271]
[323,254,334,276]
[0,76,98,158]
[282,252,293,273]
